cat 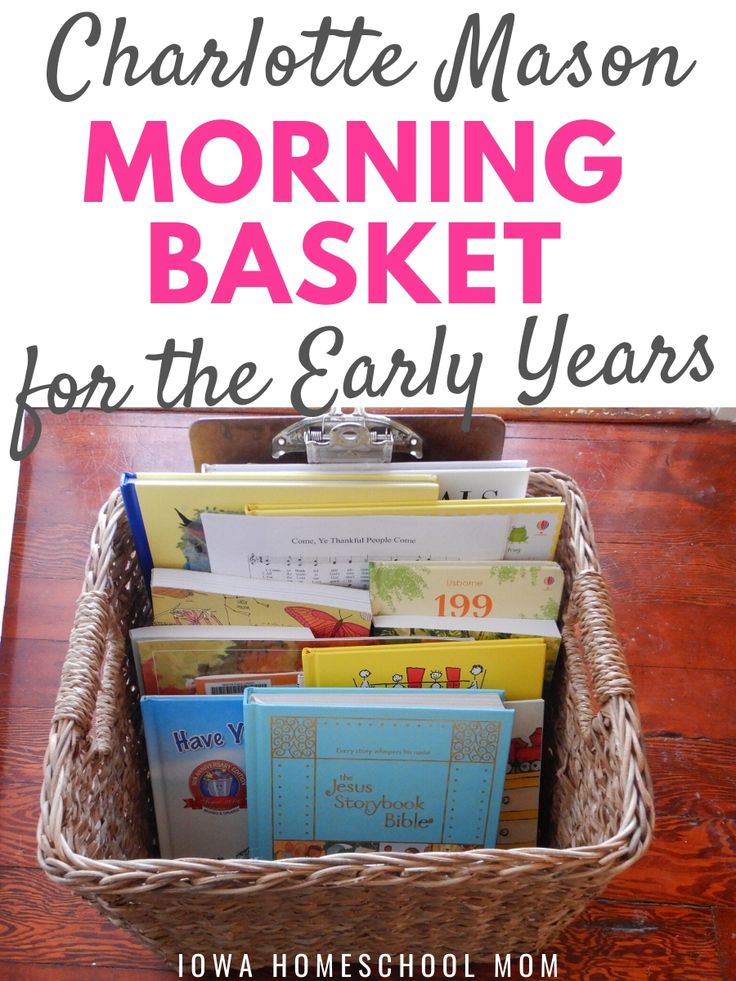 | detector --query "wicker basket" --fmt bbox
[38,469,654,969]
